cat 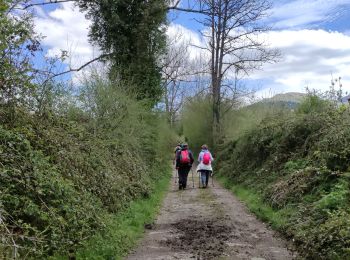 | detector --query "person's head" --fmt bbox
[201,144,208,150]
[182,143,188,149]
